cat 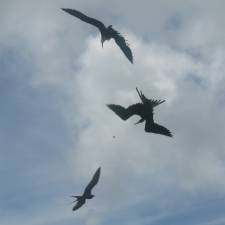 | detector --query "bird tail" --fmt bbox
[71,195,82,202]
